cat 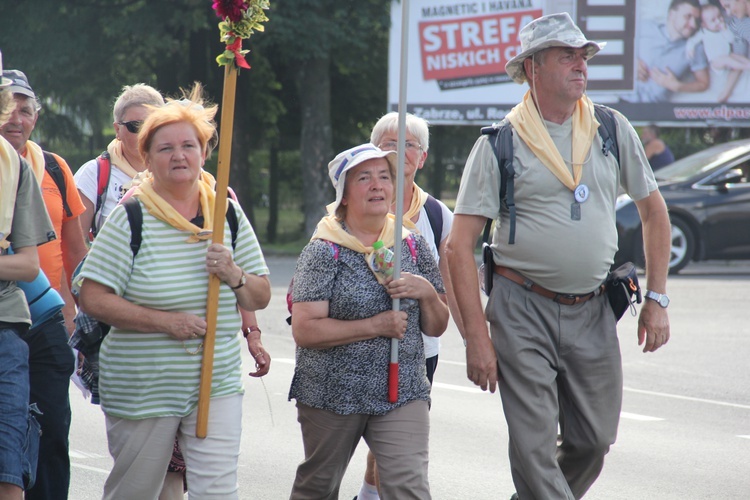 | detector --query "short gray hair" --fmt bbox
[112,83,164,123]
[370,112,430,152]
